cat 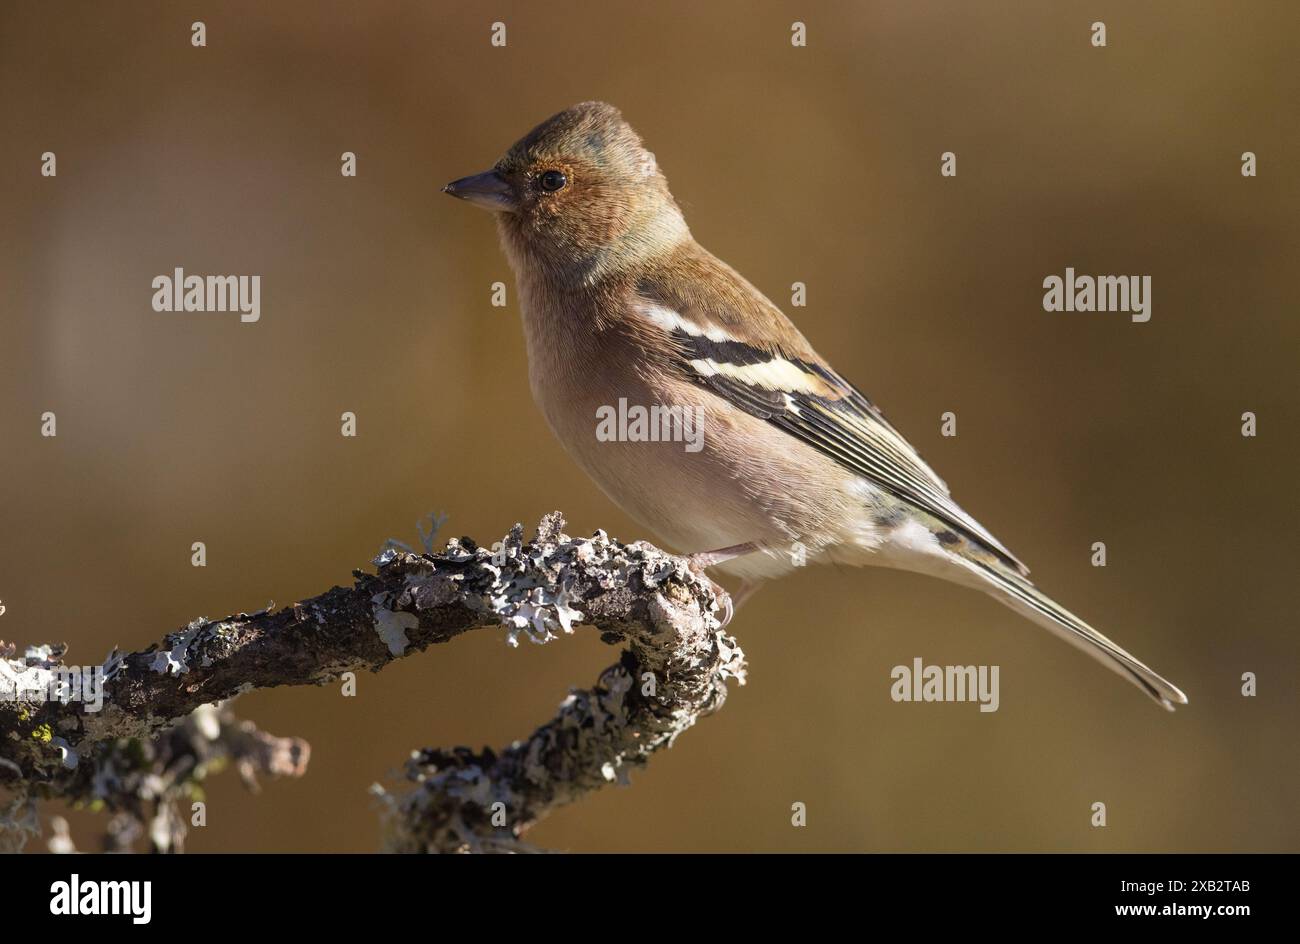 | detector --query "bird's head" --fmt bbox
[443,102,689,284]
